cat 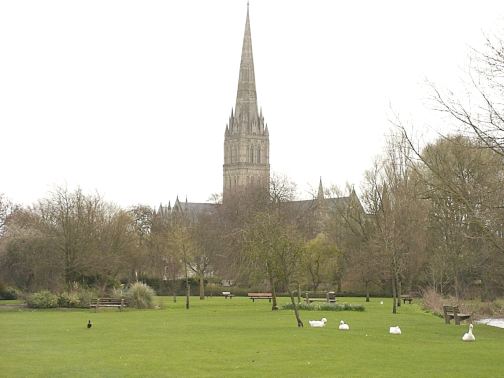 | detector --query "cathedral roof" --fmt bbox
[158,202,217,218]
